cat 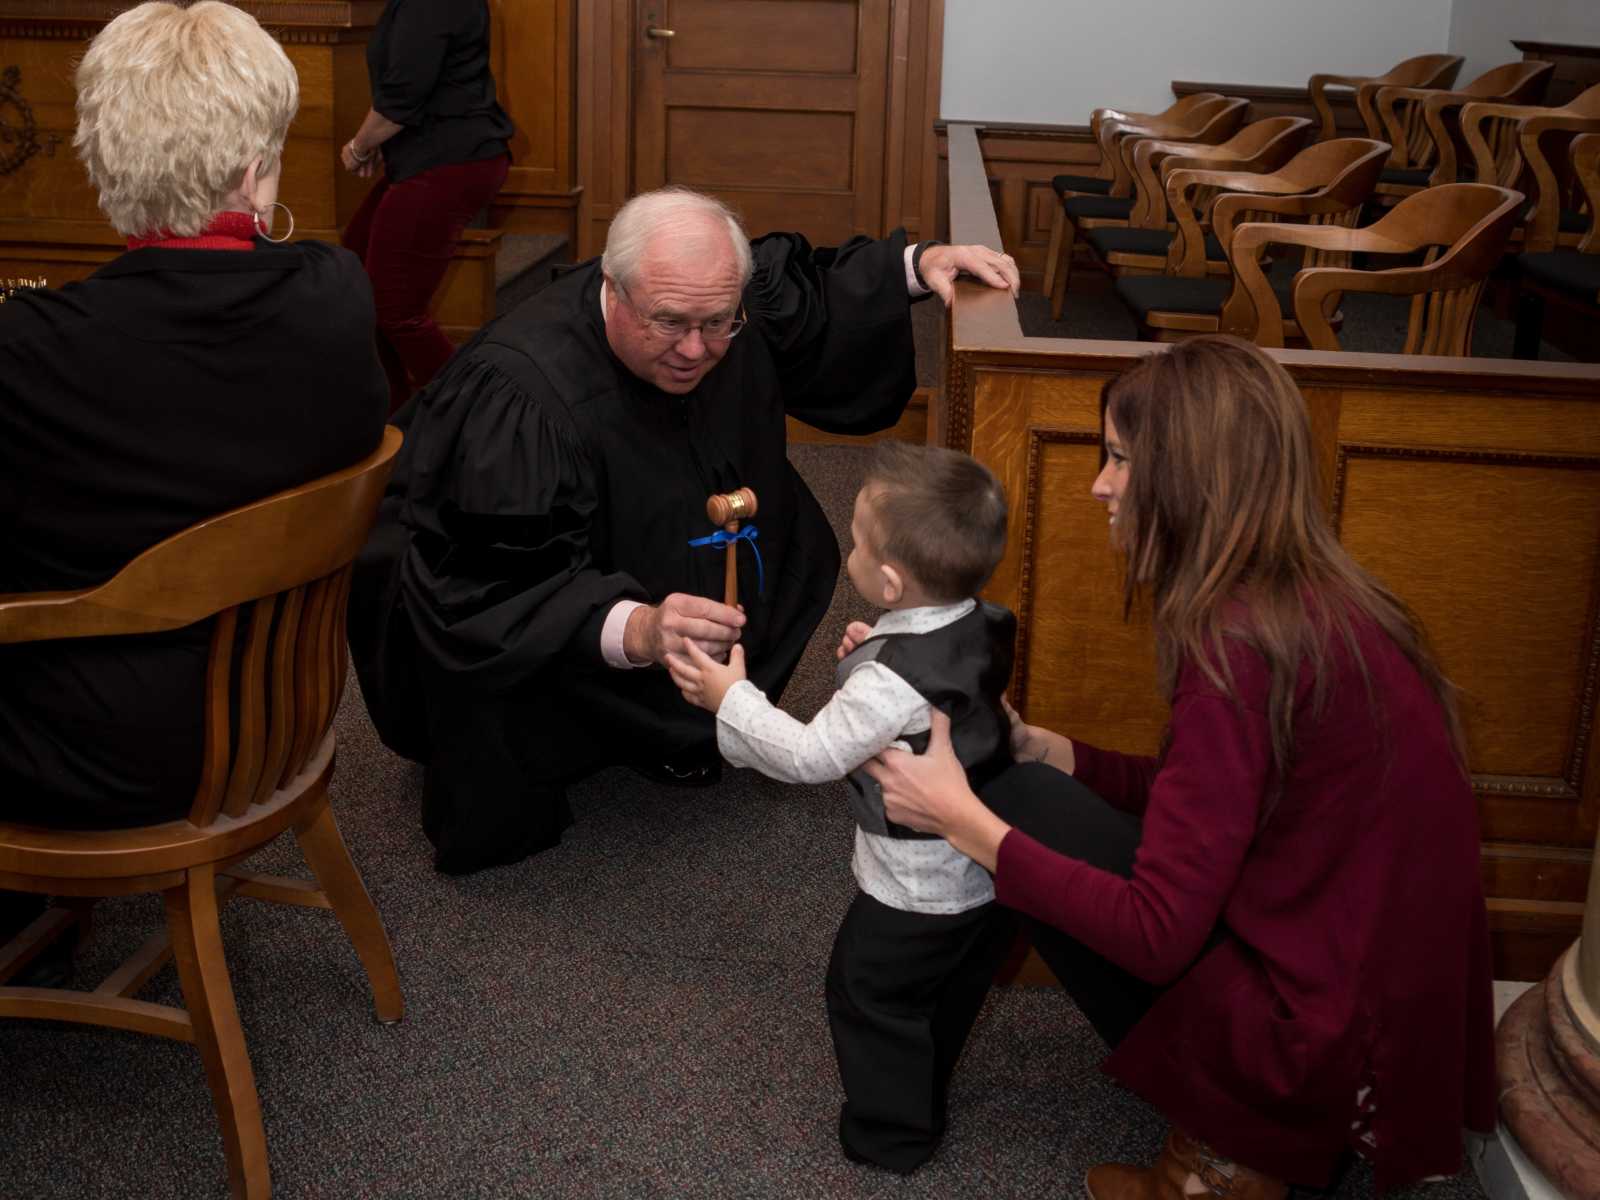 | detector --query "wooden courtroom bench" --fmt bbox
[941,124,1600,983]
